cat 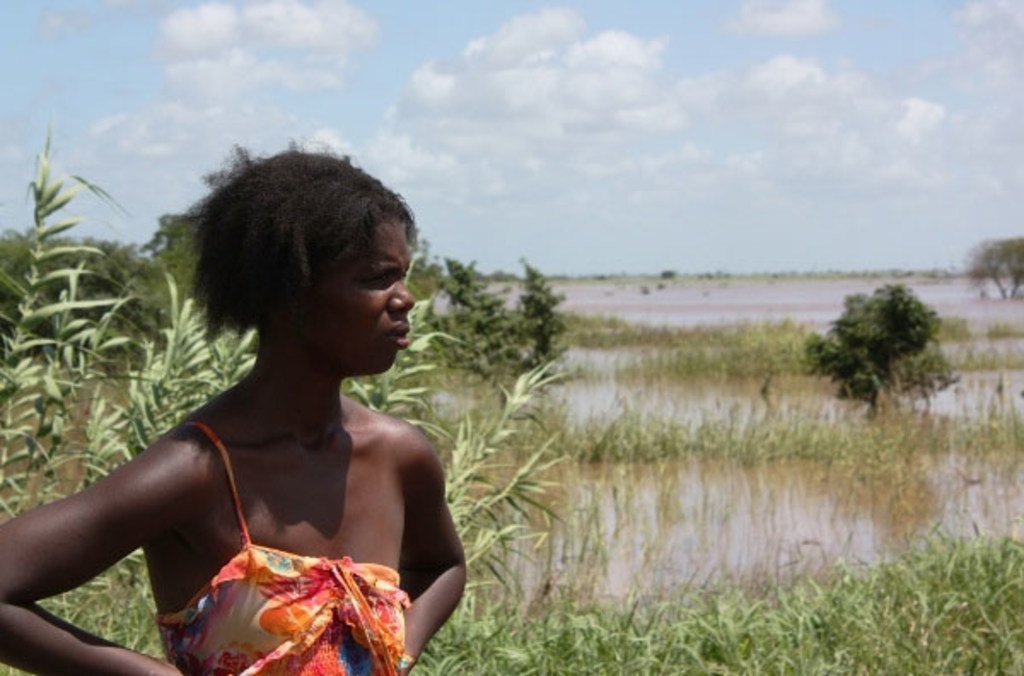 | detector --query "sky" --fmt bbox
[0,0,1022,275]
